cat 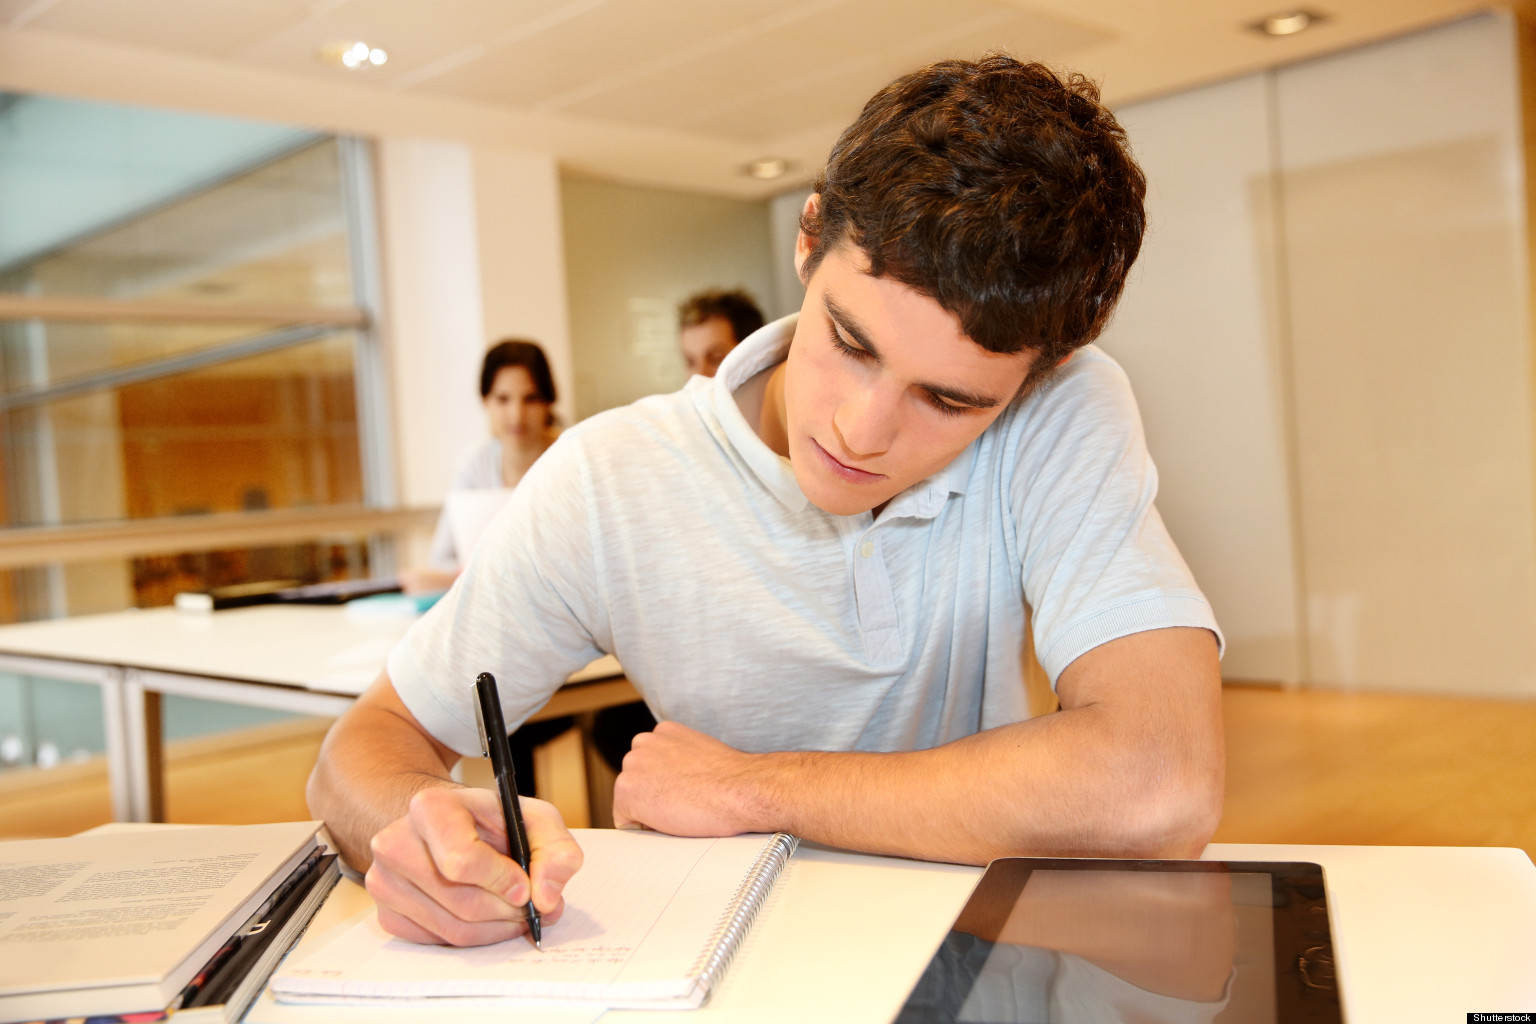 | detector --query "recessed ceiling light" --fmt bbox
[317,40,389,70]
[744,158,790,180]
[1250,9,1326,37]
